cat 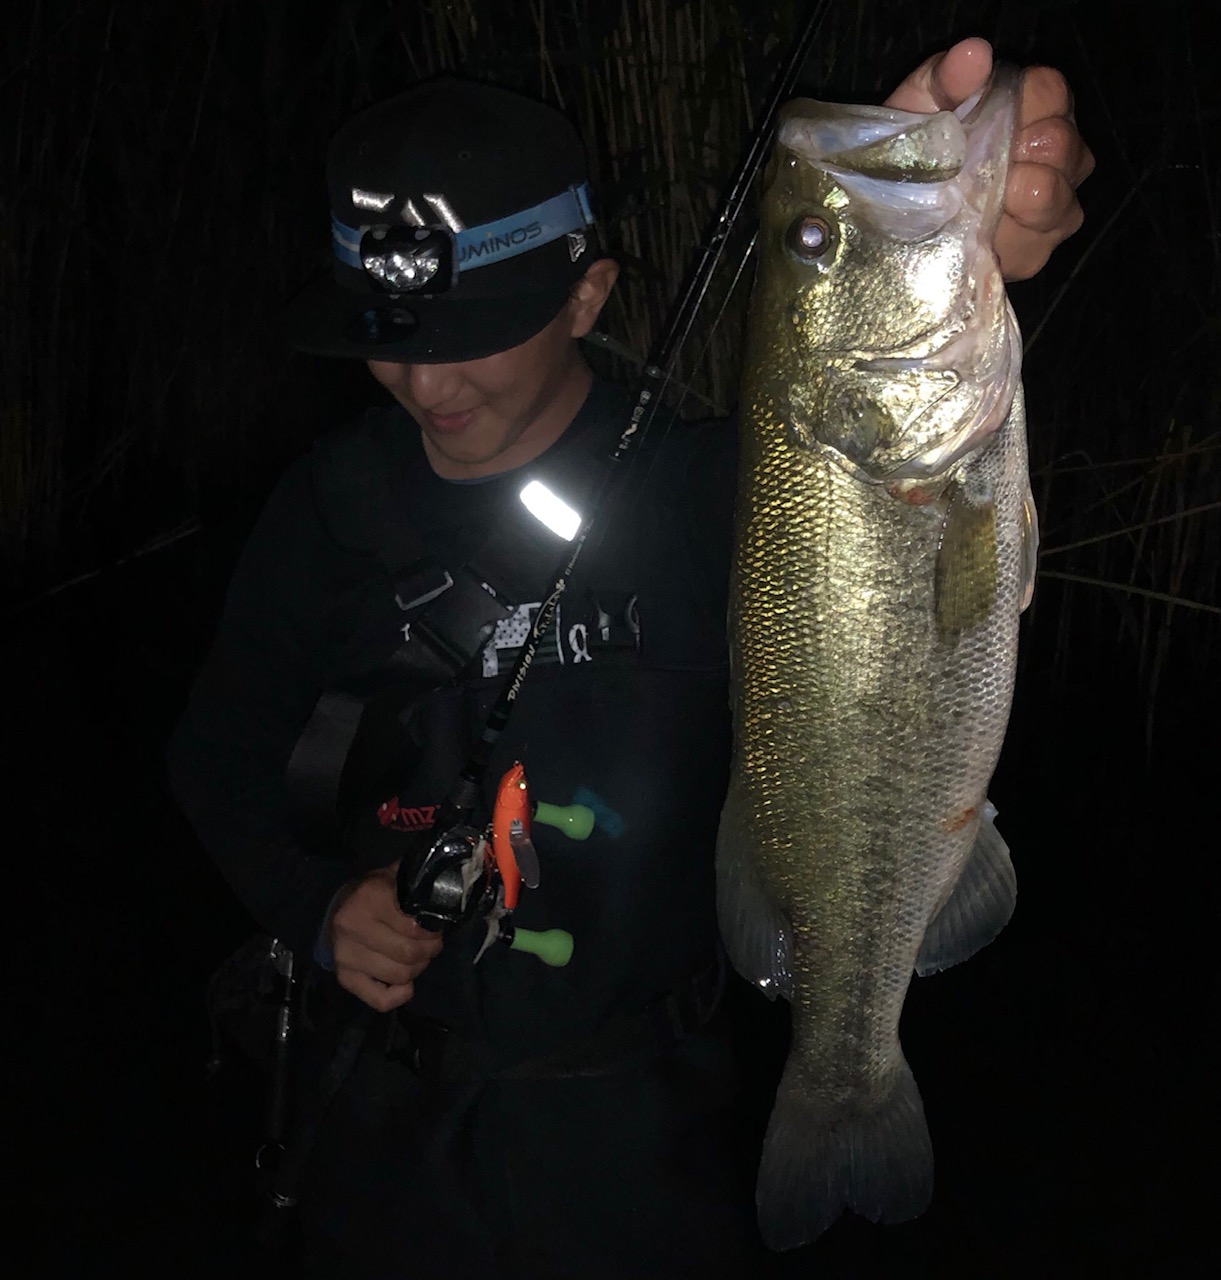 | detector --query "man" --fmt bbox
[169,37,1092,1277]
